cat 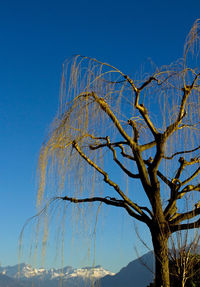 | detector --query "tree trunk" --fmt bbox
[151,227,170,287]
